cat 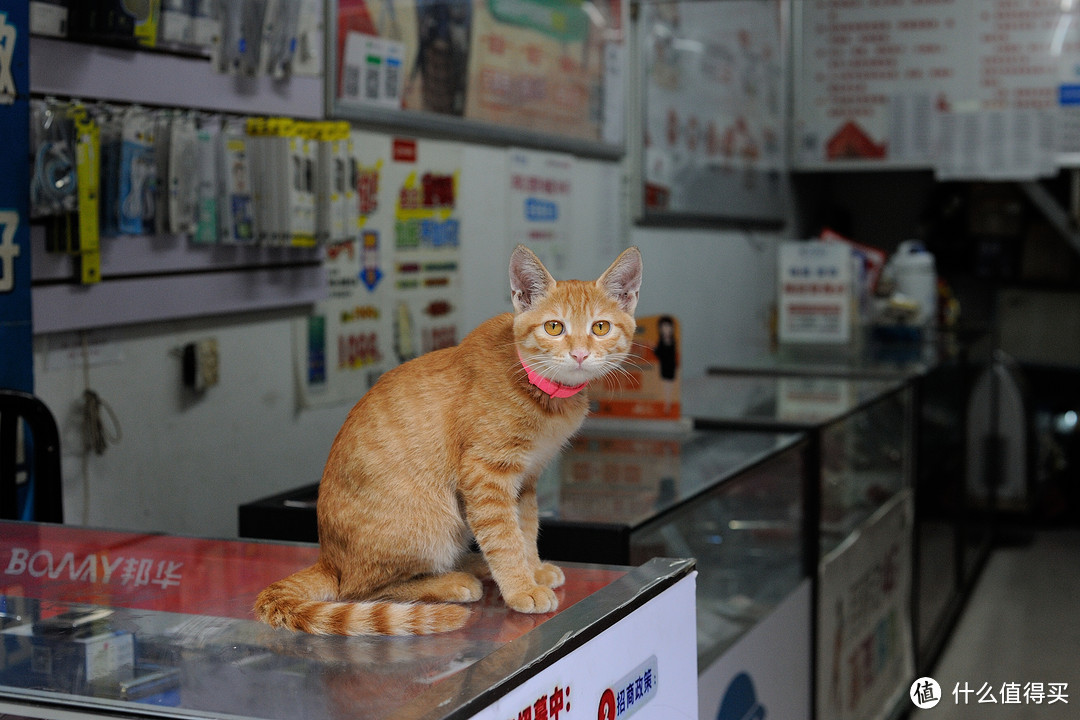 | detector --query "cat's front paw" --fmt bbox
[505,585,559,614]
[534,562,565,588]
